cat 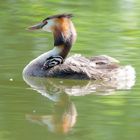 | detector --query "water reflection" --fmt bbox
[23,74,135,98]
[23,75,78,134]
[22,70,135,134]
[26,95,77,134]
